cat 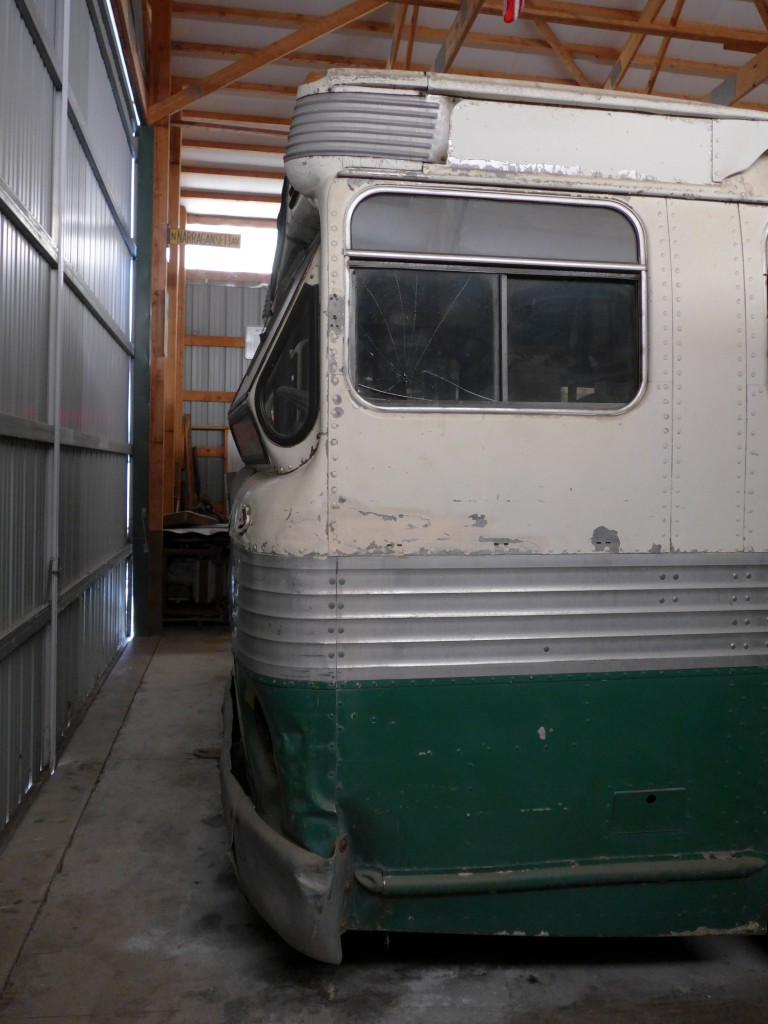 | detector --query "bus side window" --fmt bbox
[348,192,643,412]
[256,282,319,446]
